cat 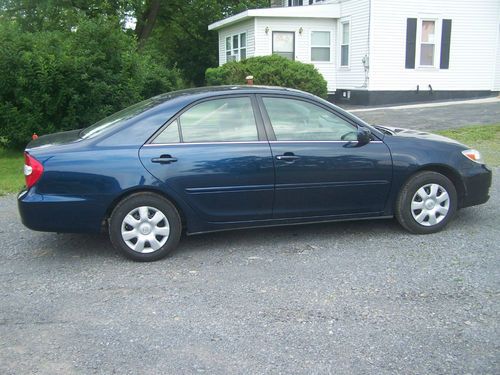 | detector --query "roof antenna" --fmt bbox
[246,75,254,85]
